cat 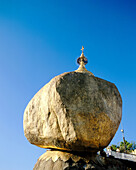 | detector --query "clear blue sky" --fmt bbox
[0,0,136,169]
